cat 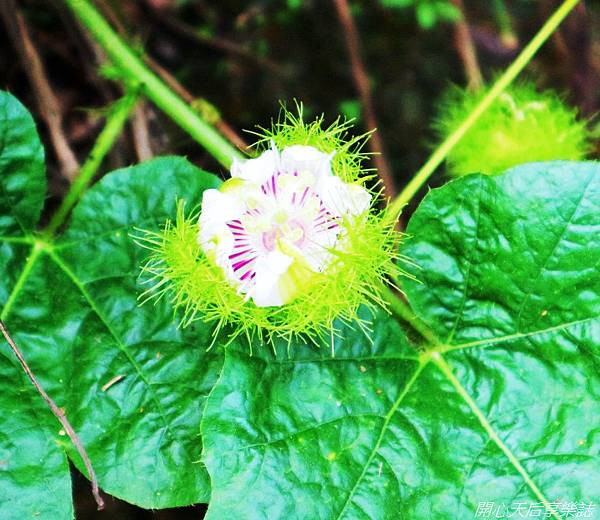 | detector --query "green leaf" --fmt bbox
[0,91,72,520]
[0,347,74,520]
[202,310,423,519]
[0,91,46,236]
[55,157,223,507]
[202,162,599,519]
[1,155,225,512]
[400,163,600,513]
